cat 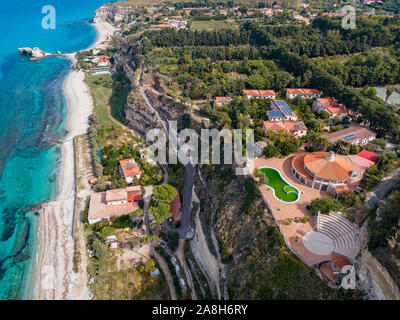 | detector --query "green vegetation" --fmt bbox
[309,197,344,215]
[259,167,299,203]
[152,184,178,204]
[191,19,238,31]
[149,203,172,224]
[167,230,180,251]
[368,187,400,287]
